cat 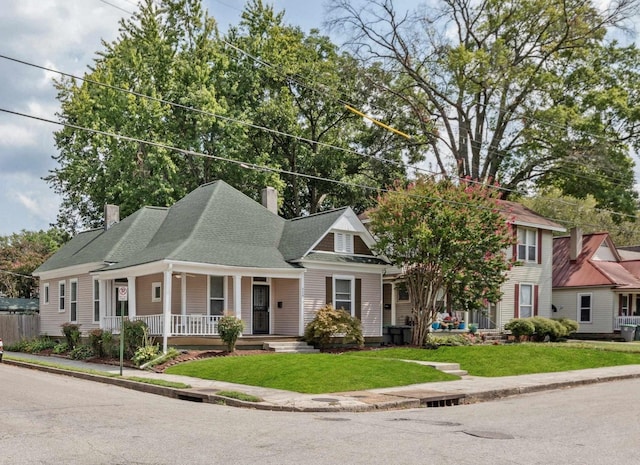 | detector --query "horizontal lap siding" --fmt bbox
[187,275,207,314]
[241,277,252,334]
[273,278,300,336]
[40,274,97,337]
[553,288,614,333]
[303,269,382,337]
[136,274,165,315]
